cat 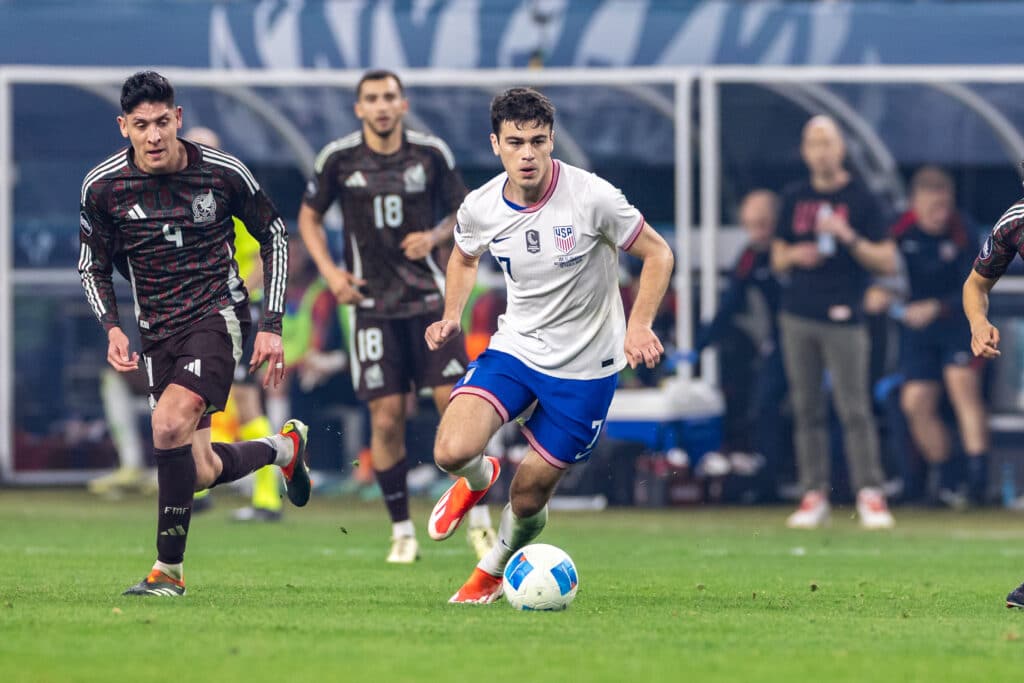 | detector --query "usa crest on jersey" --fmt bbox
[553,225,576,253]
